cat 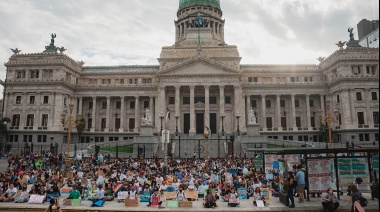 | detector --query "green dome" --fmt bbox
[179,0,221,10]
